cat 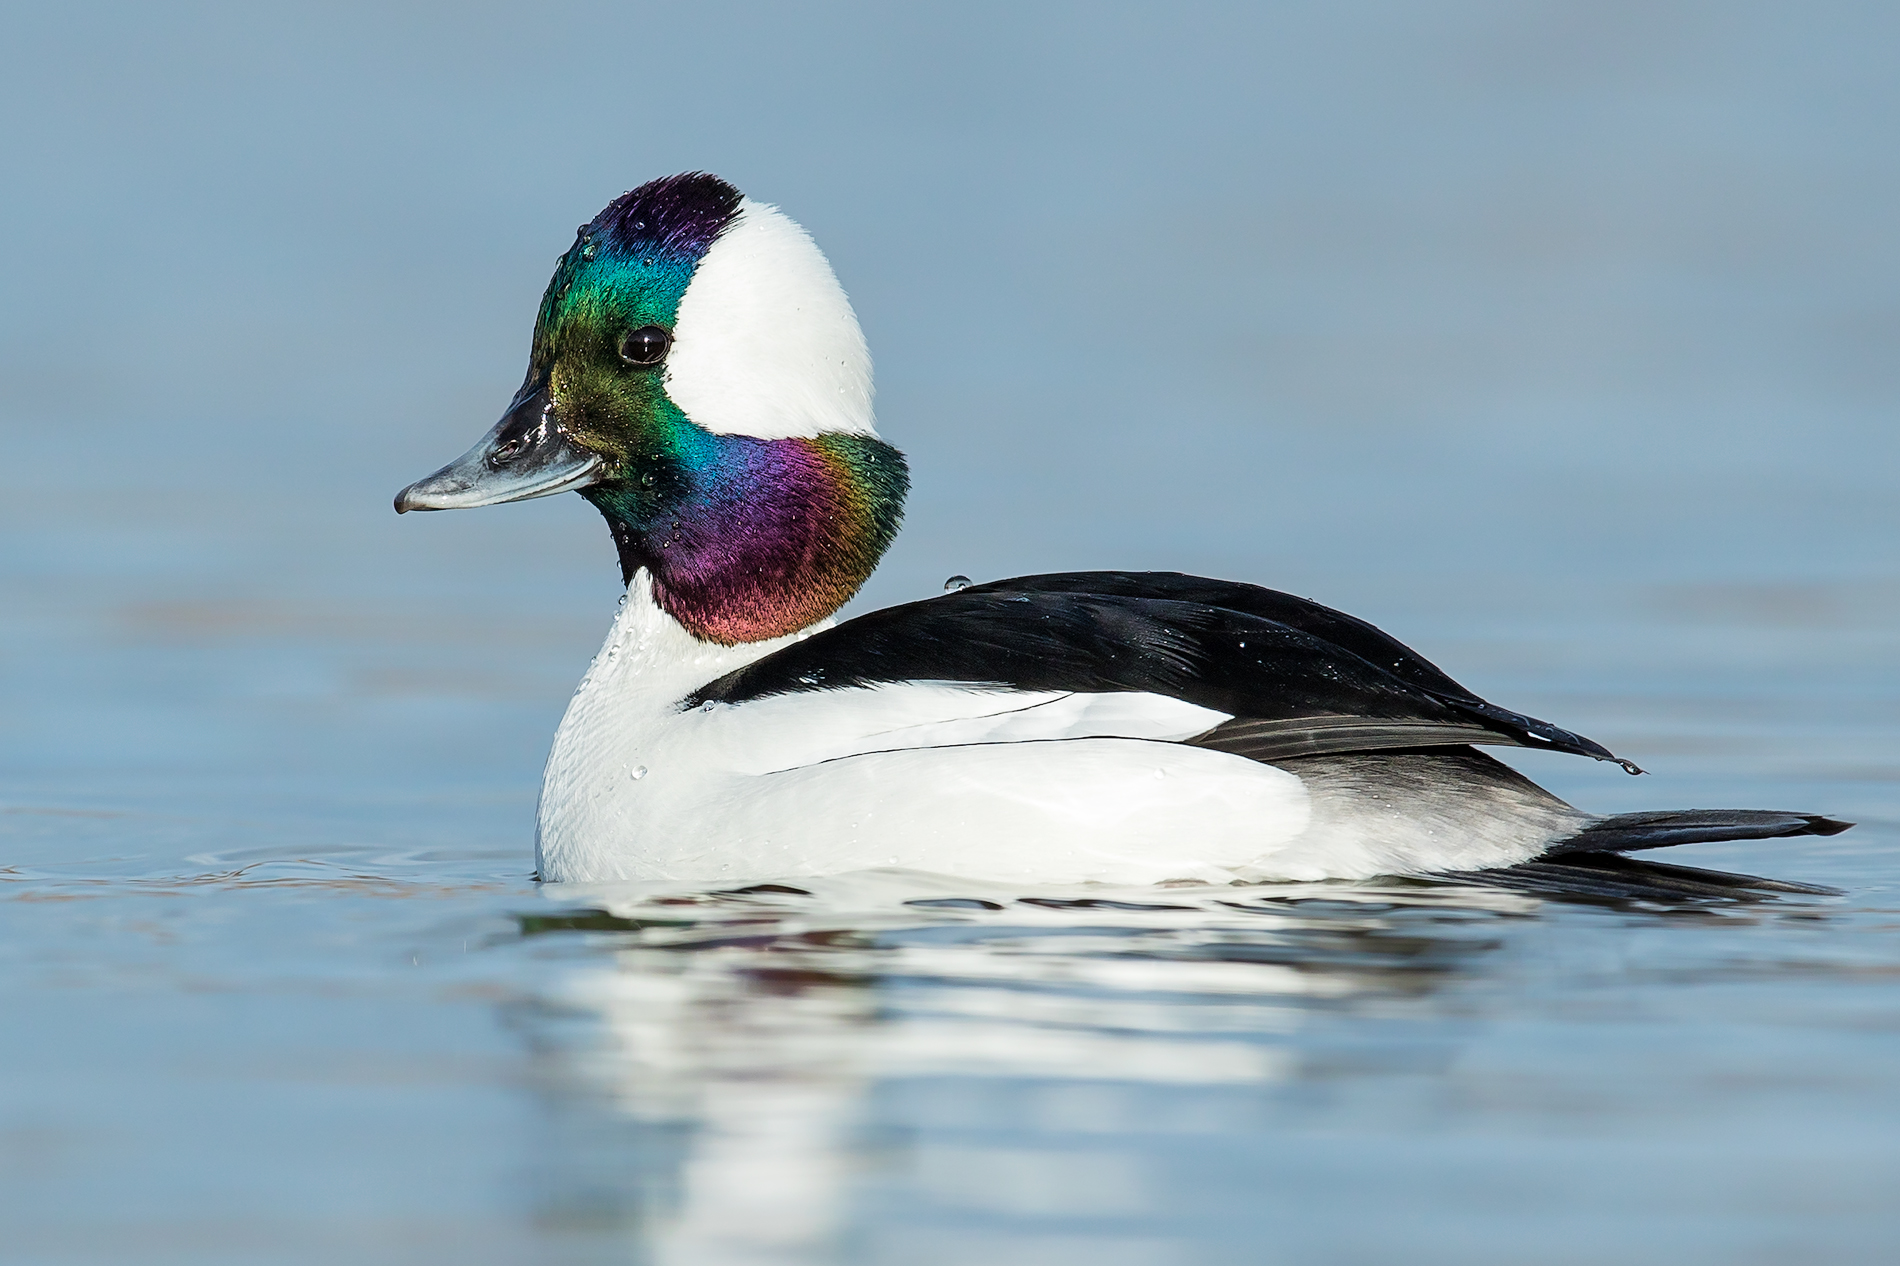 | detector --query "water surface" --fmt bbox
[3,3,1899,1262]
